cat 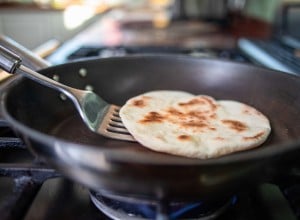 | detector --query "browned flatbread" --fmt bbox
[120,91,271,159]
